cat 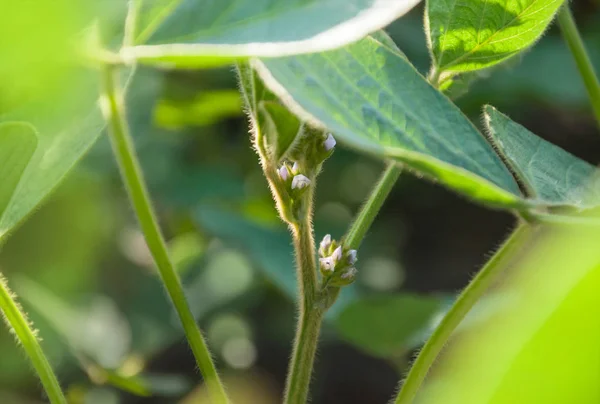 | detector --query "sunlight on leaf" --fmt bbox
[427,0,565,75]
[122,0,422,67]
